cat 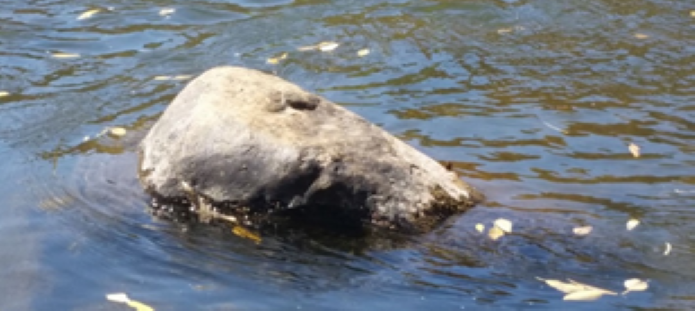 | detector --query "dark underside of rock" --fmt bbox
[138,66,483,234]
